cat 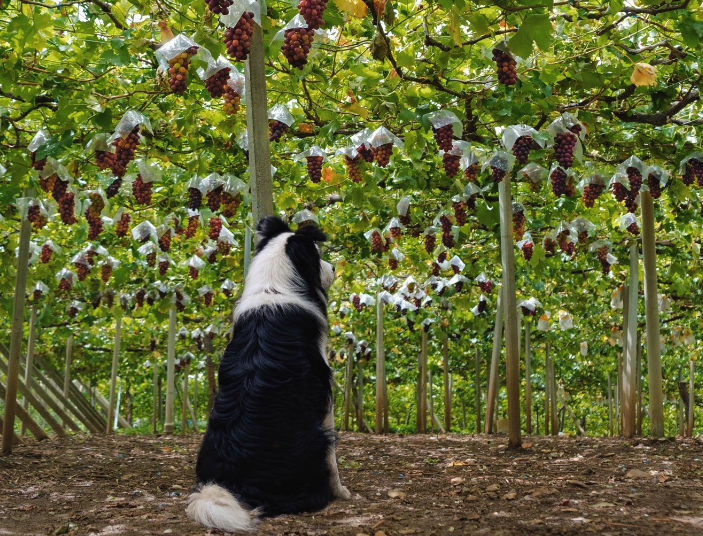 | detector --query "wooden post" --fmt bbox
[678,367,685,437]
[545,342,551,436]
[106,317,122,433]
[623,244,638,438]
[343,342,354,431]
[152,361,159,433]
[485,286,504,434]
[525,320,532,435]
[498,177,521,448]
[418,328,428,433]
[244,6,273,226]
[2,195,31,455]
[443,335,451,432]
[0,381,48,441]
[375,294,386,434]
[356,356,365,432]
[182,361,189,434]
[20,304,38,436]
[549,357,558,436]
[63,335,73,428]
[164,307,177,433]
[194,373,199,422]
[429,372,435,434]
[114,378,122,430]
[688,360,695,438]
[474,346,481,434]
[636,335,643,435]
[641,190,665,437]
[608,373,614,436]
[617,353,622,435]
